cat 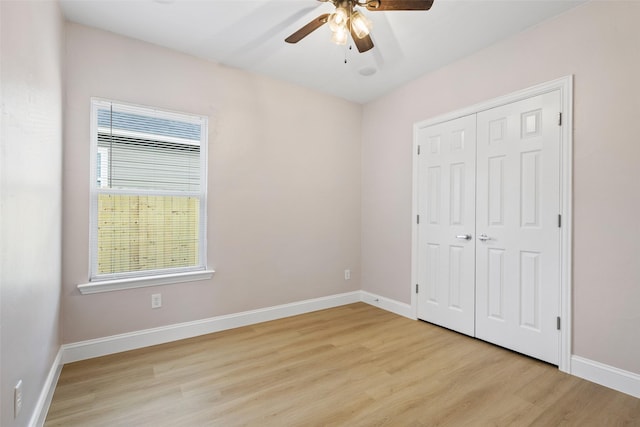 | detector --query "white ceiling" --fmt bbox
[60,0,586,104]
